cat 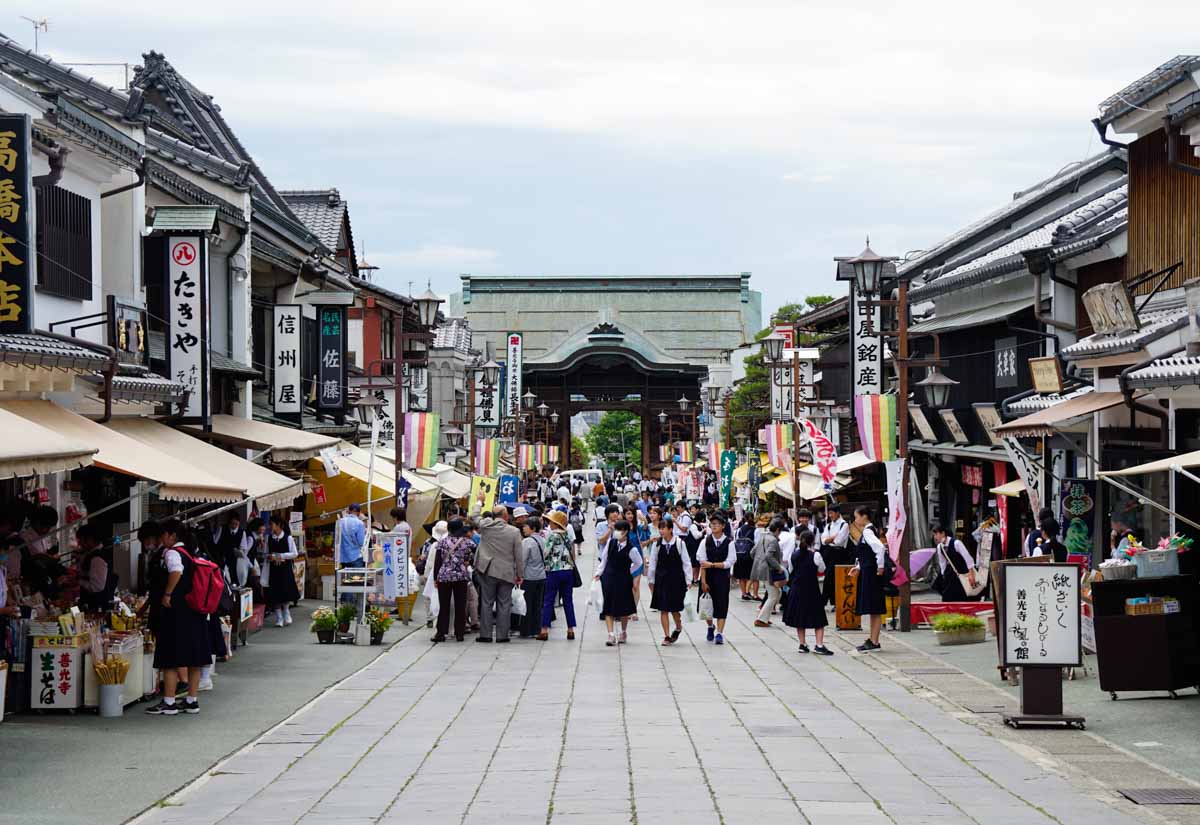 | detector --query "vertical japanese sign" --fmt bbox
[0,114,32,333]
[167,235,209,424]
[378,530,411,600]
[505,332,523,418]
[474,368,501,429]
[995,336,1018,389]
[719,448,737,508]
[316,306,346,414]
[497,474,519,504]
[399,363,429,413]
[1002,563,1080,667]
[1003,435,1044,517]
[273,304,302,424]
[770,361,794,421]
[851,284,883,395]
